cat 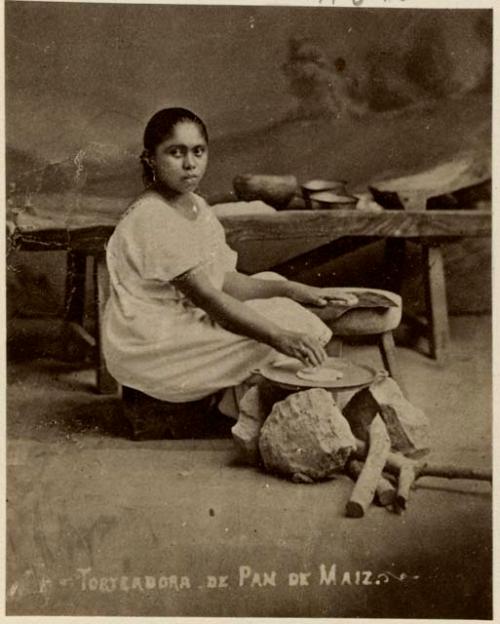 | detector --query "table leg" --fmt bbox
[422,244,450,365]
[379,331,407,396]
[63,250,89,359]
[93,254,120,395]
[64,250,87,325]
